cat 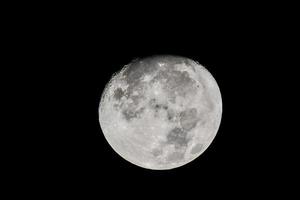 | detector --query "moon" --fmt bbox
[99,55,222,170]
